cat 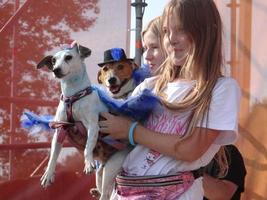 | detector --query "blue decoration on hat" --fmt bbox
[111,48,124,61]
